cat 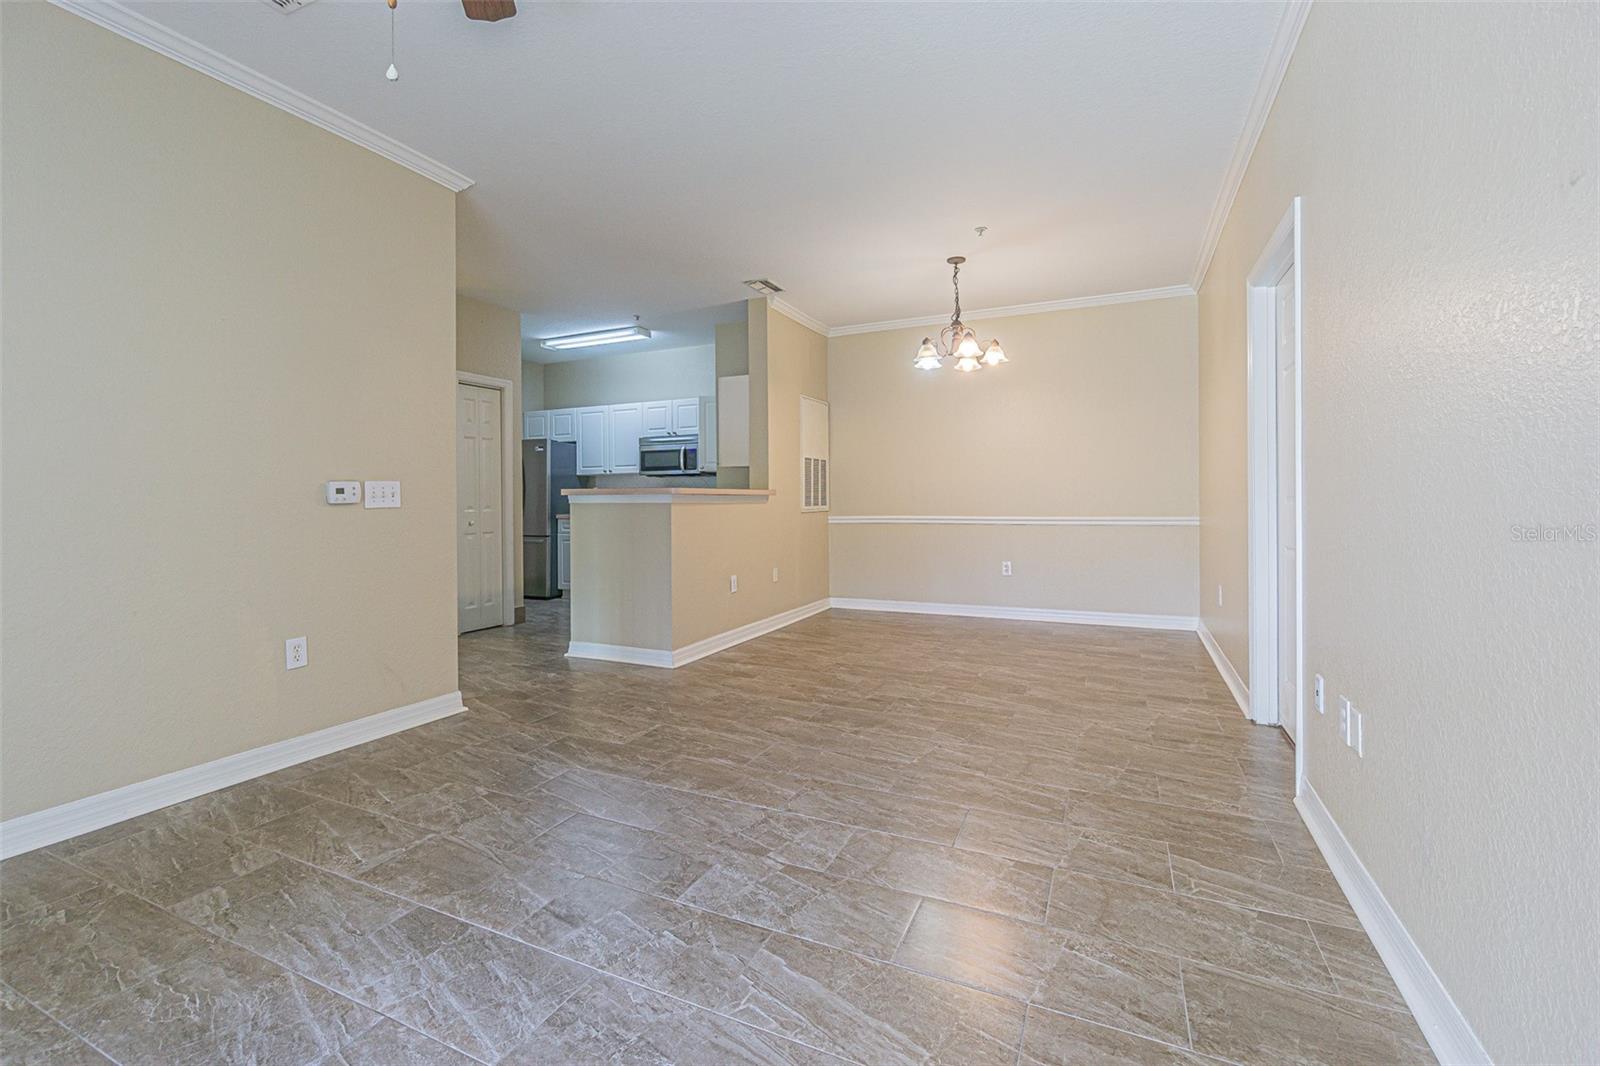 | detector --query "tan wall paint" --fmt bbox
[521,361,545,415]
[567,504,673,650]
[827,297,1199,617]
[1198,5,1598,1060]
[0,5,459,819]
[456,296,523,593]
[567,303,829,652]
[540,345,714,410]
